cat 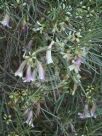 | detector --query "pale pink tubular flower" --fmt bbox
[24,108,34,127]
[23,65,33,82]
[1,14,11,28]
[15,60,27,78]
[69,57,83,73]
[37,61,45,81]
[74,57,82,71]
[46,41,54,64]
